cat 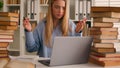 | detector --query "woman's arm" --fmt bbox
[25,27,41,52]
[24,19,44,52]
